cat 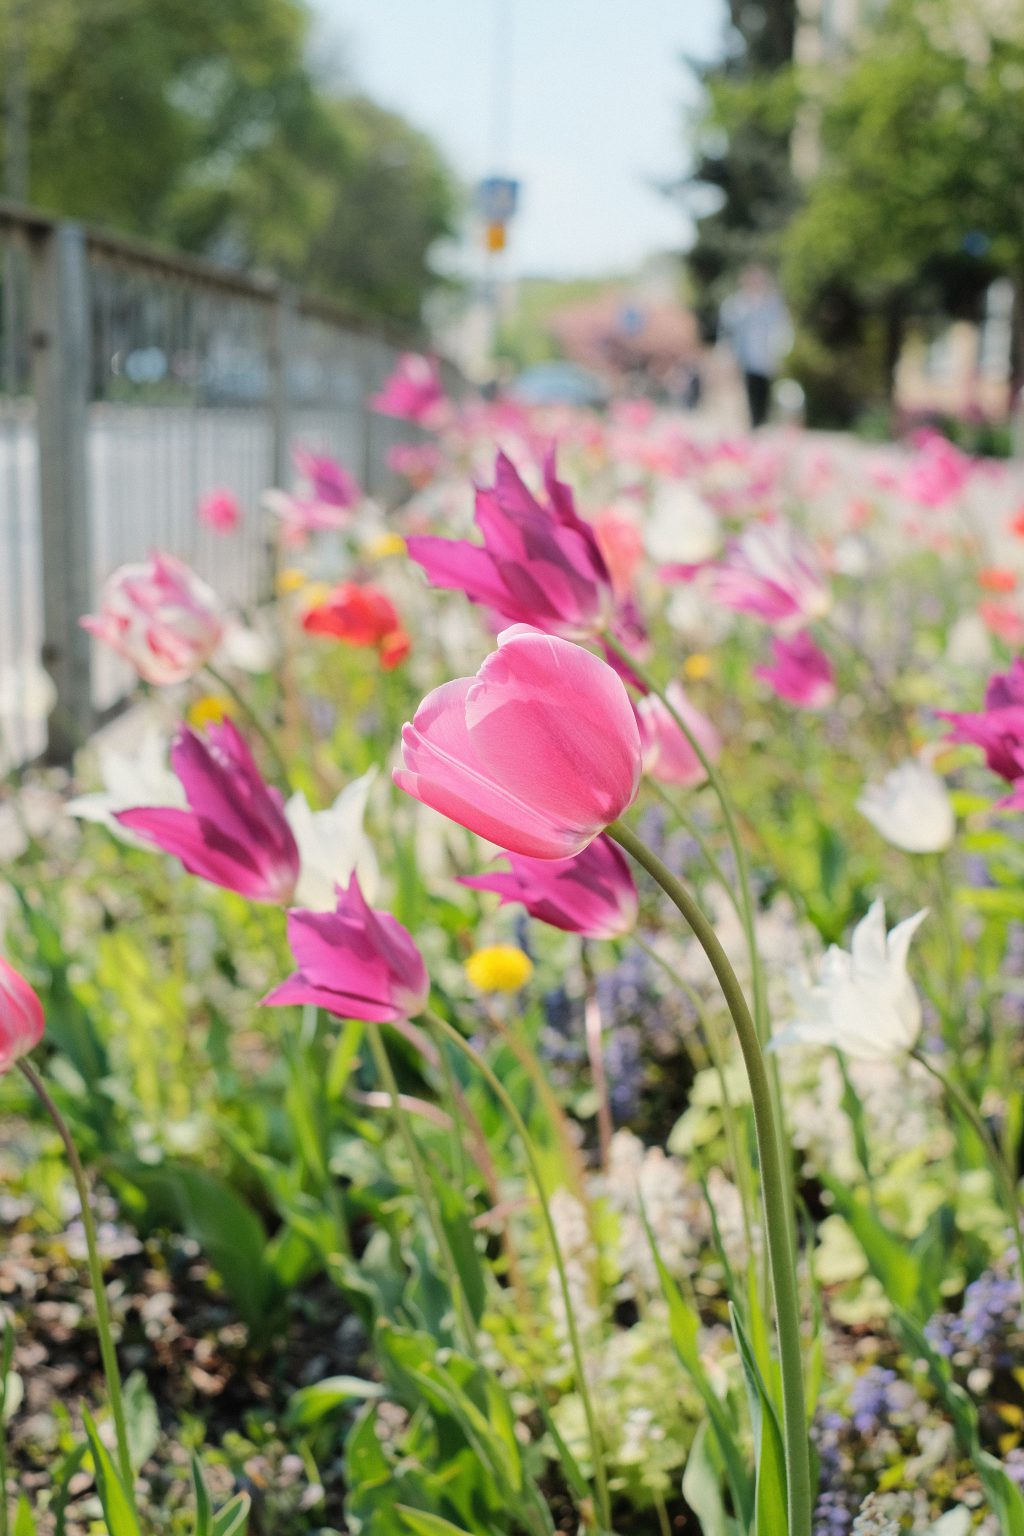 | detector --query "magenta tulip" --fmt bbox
[117,720,299,902]
[460,834,638,939]
[941,658,1024,784]
[755,631,835,709]
[264,877,429,1023]
[0,956,44,1073]
[292,445,361,509]
[395,625,642,858]
[406,451,615,640]
[82,553,223,686]
[636,683,721,788]
[370,352,445,424]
